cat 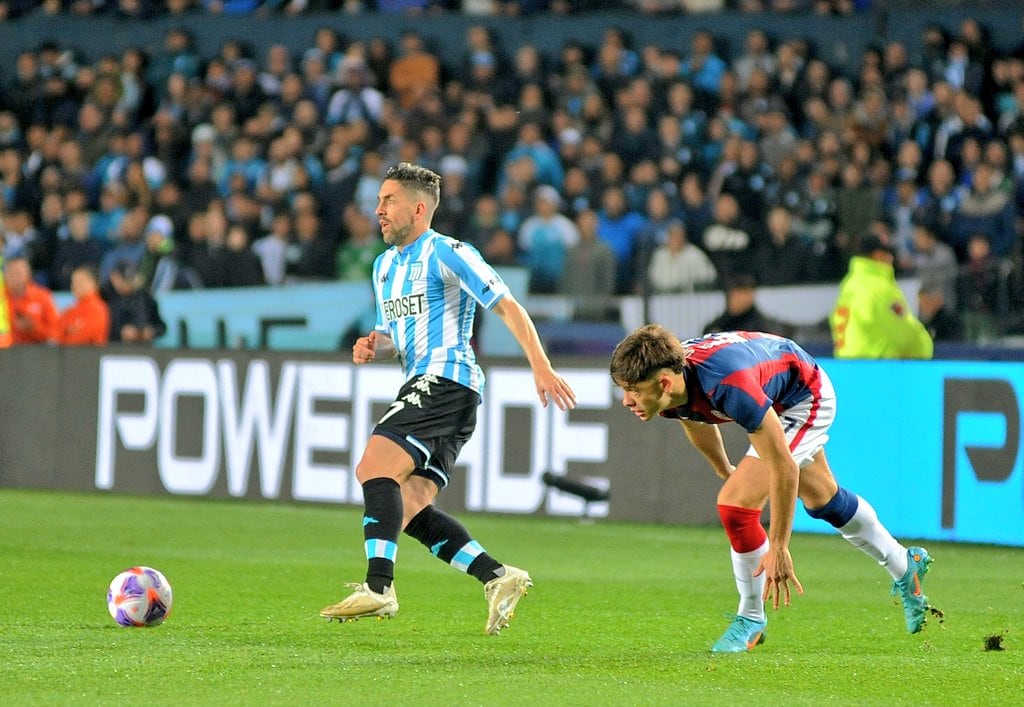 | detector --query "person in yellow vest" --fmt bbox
[830,234,933,359]
[0,255,13,348]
